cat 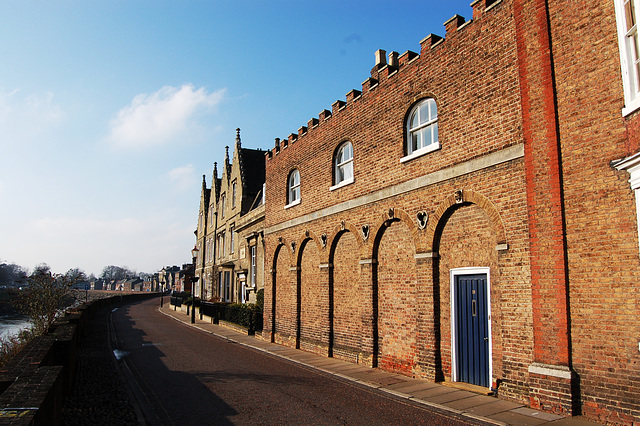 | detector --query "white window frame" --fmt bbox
[221,194,226,218]
[401,98,441,163]
[286,169,301,208]
[331,141,355,190]
[449,267,492,385]
[250,245,257,287]
[615,0,640,115]
[614,152,640,254]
